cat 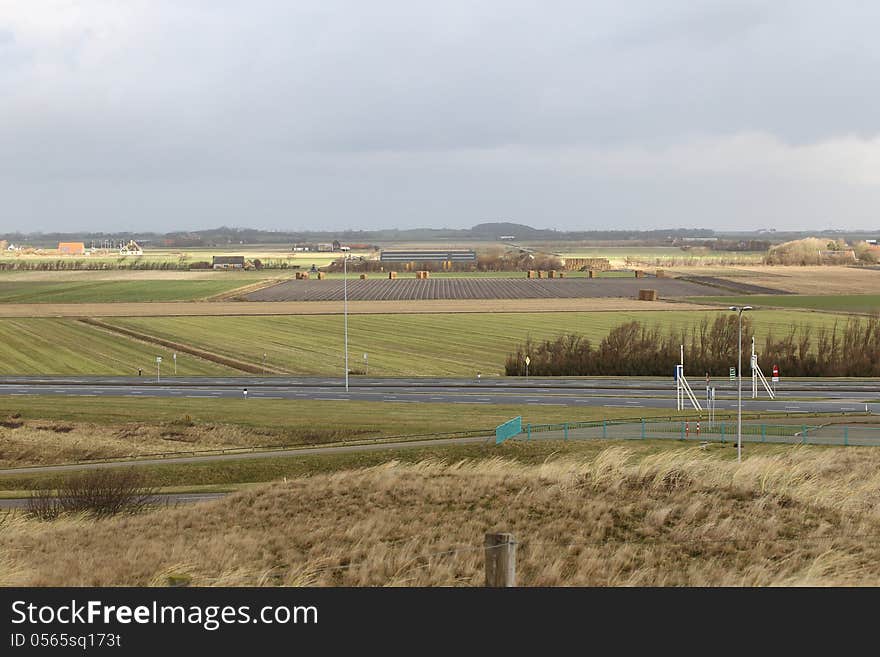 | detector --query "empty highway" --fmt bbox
[0,376,876,414]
